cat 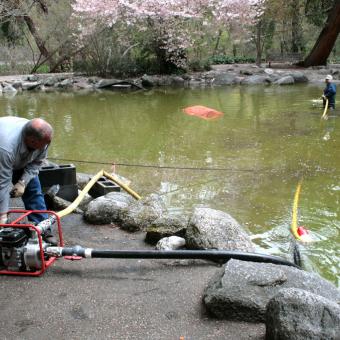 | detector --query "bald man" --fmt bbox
[0,116,57,245]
